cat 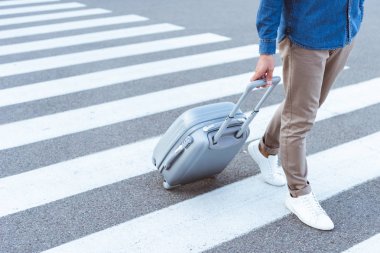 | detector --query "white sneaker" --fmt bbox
[285,192,334,230]
[247,139,286,186]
